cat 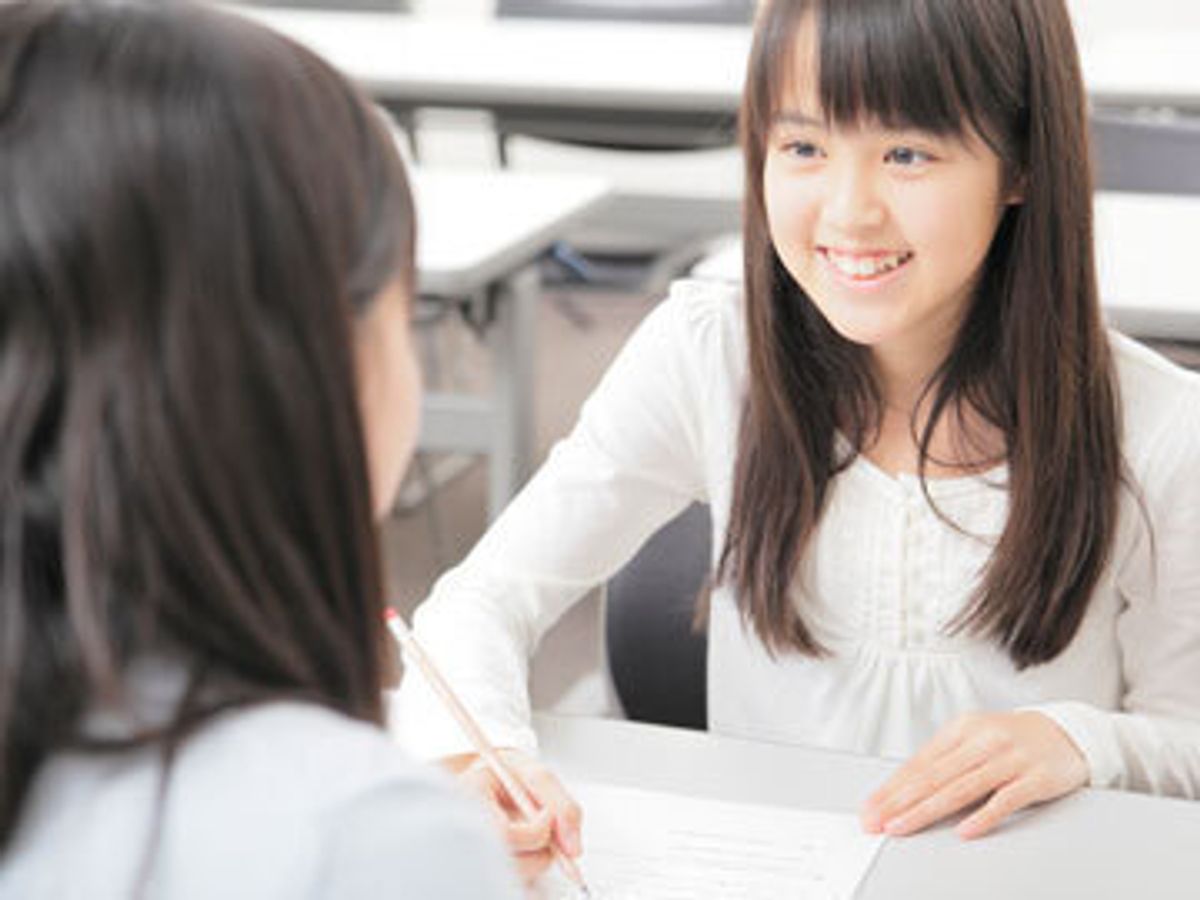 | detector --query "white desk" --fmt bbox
[1077,30,1200,112]
[414,170,609,518]
[230,8,1200,120]
[690,191,1200,343]
[537,713,1200,899]
[1092,192,1200,341]
[227,10,746,120]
